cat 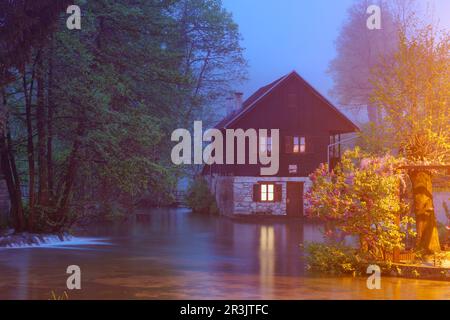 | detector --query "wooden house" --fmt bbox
[203,71,358,217]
